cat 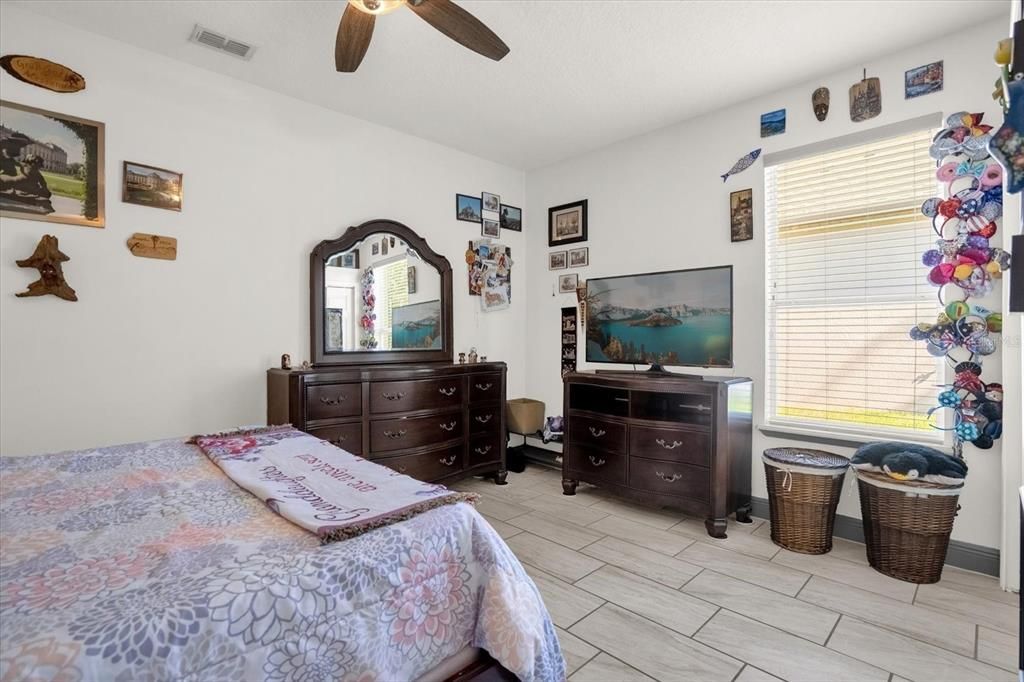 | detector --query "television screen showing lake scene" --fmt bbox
[585,266,732,367]
[391,300,442,349]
